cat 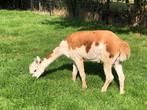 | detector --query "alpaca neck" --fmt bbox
[41,40,69,70]
[42,47,63,69]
